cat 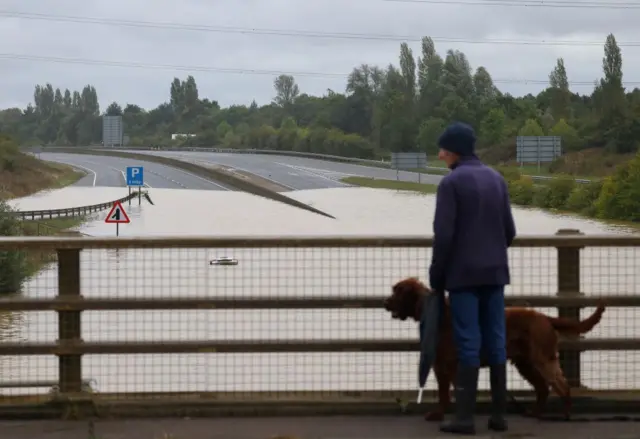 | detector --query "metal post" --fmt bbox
[537,137,541,173]
[555,228,584,388]
[128,187,131,206]
[57,249,82,393]
[138,187,142,205]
